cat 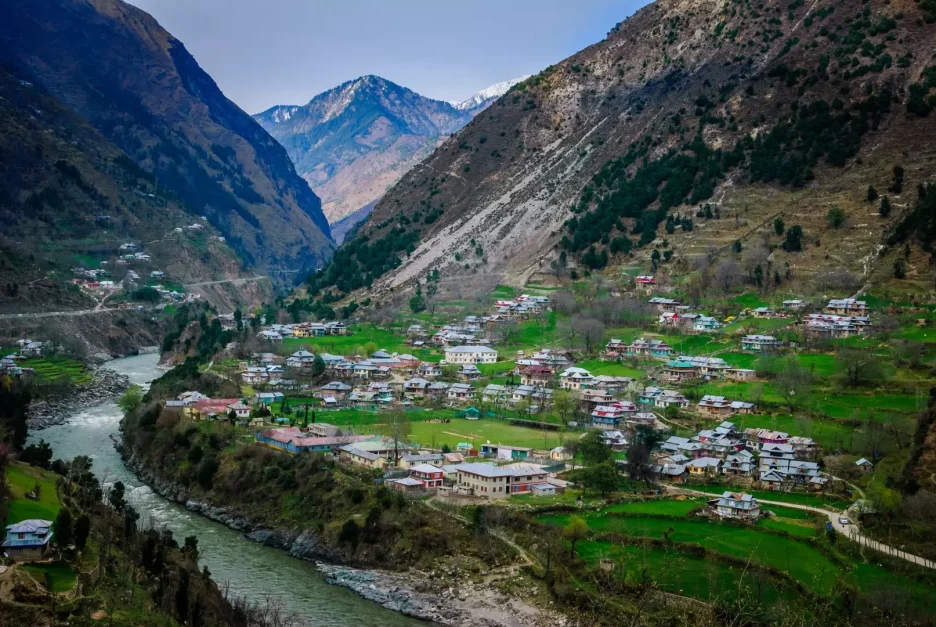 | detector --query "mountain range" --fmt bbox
[0,0,334,292]
[254,75,527,240]
[306,0,936,301]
